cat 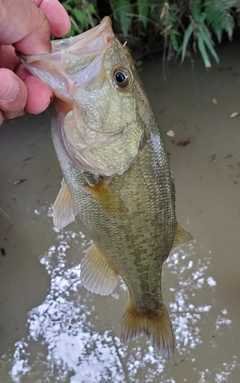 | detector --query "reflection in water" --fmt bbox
[0,206,236,382]
[167,250,215,353]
